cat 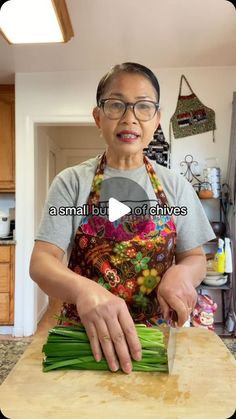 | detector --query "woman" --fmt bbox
[30,63,215,374]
